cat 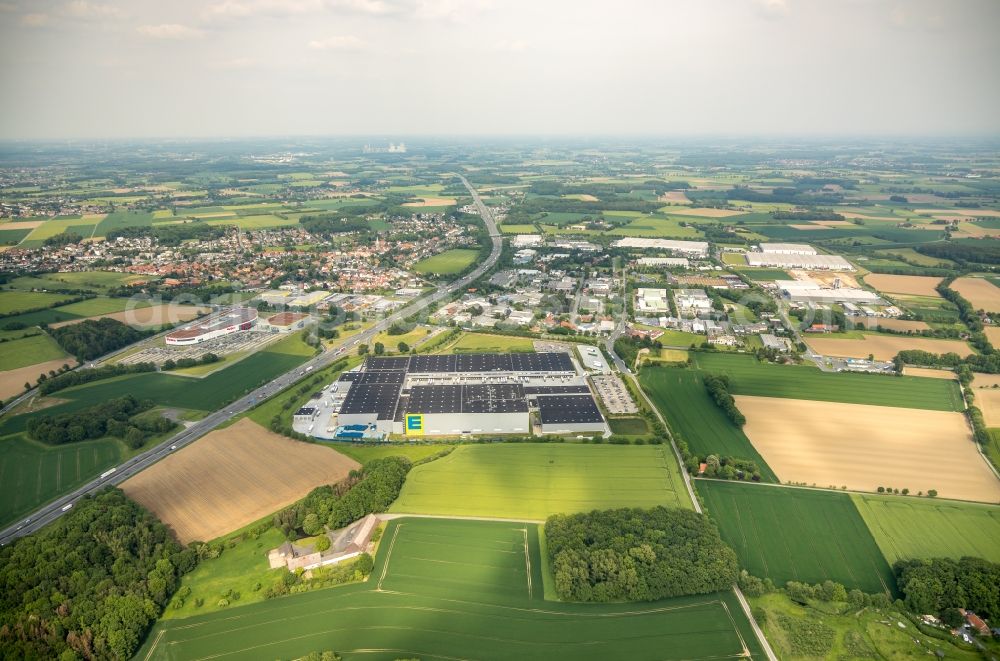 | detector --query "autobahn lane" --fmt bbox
[0,173,503,546]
